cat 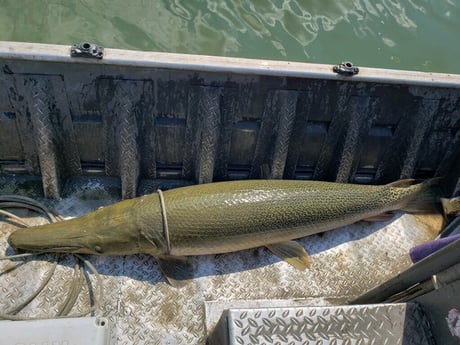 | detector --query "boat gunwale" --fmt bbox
[1,41,460,88]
